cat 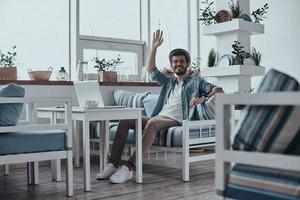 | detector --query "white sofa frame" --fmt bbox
[216,92,300,199]
[0,97,73,197]
[90,119,216,182]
